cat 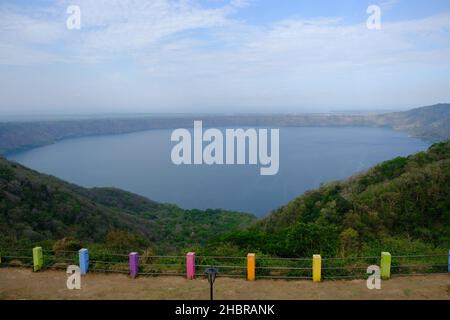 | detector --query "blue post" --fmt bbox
[79,248,89,275]
[448,250,450,272]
